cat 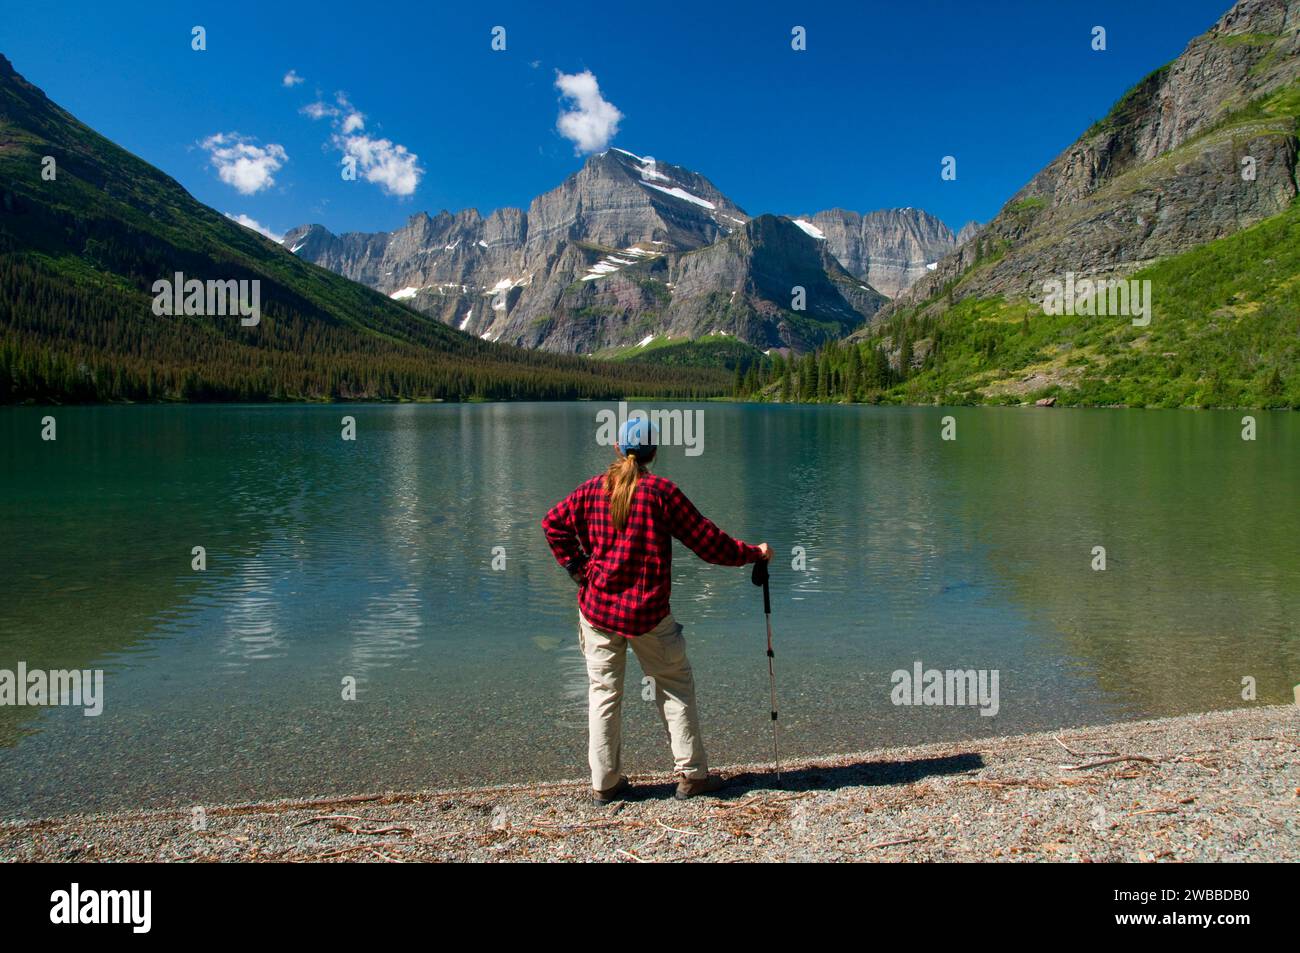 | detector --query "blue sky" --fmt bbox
[3,0,1232,239]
